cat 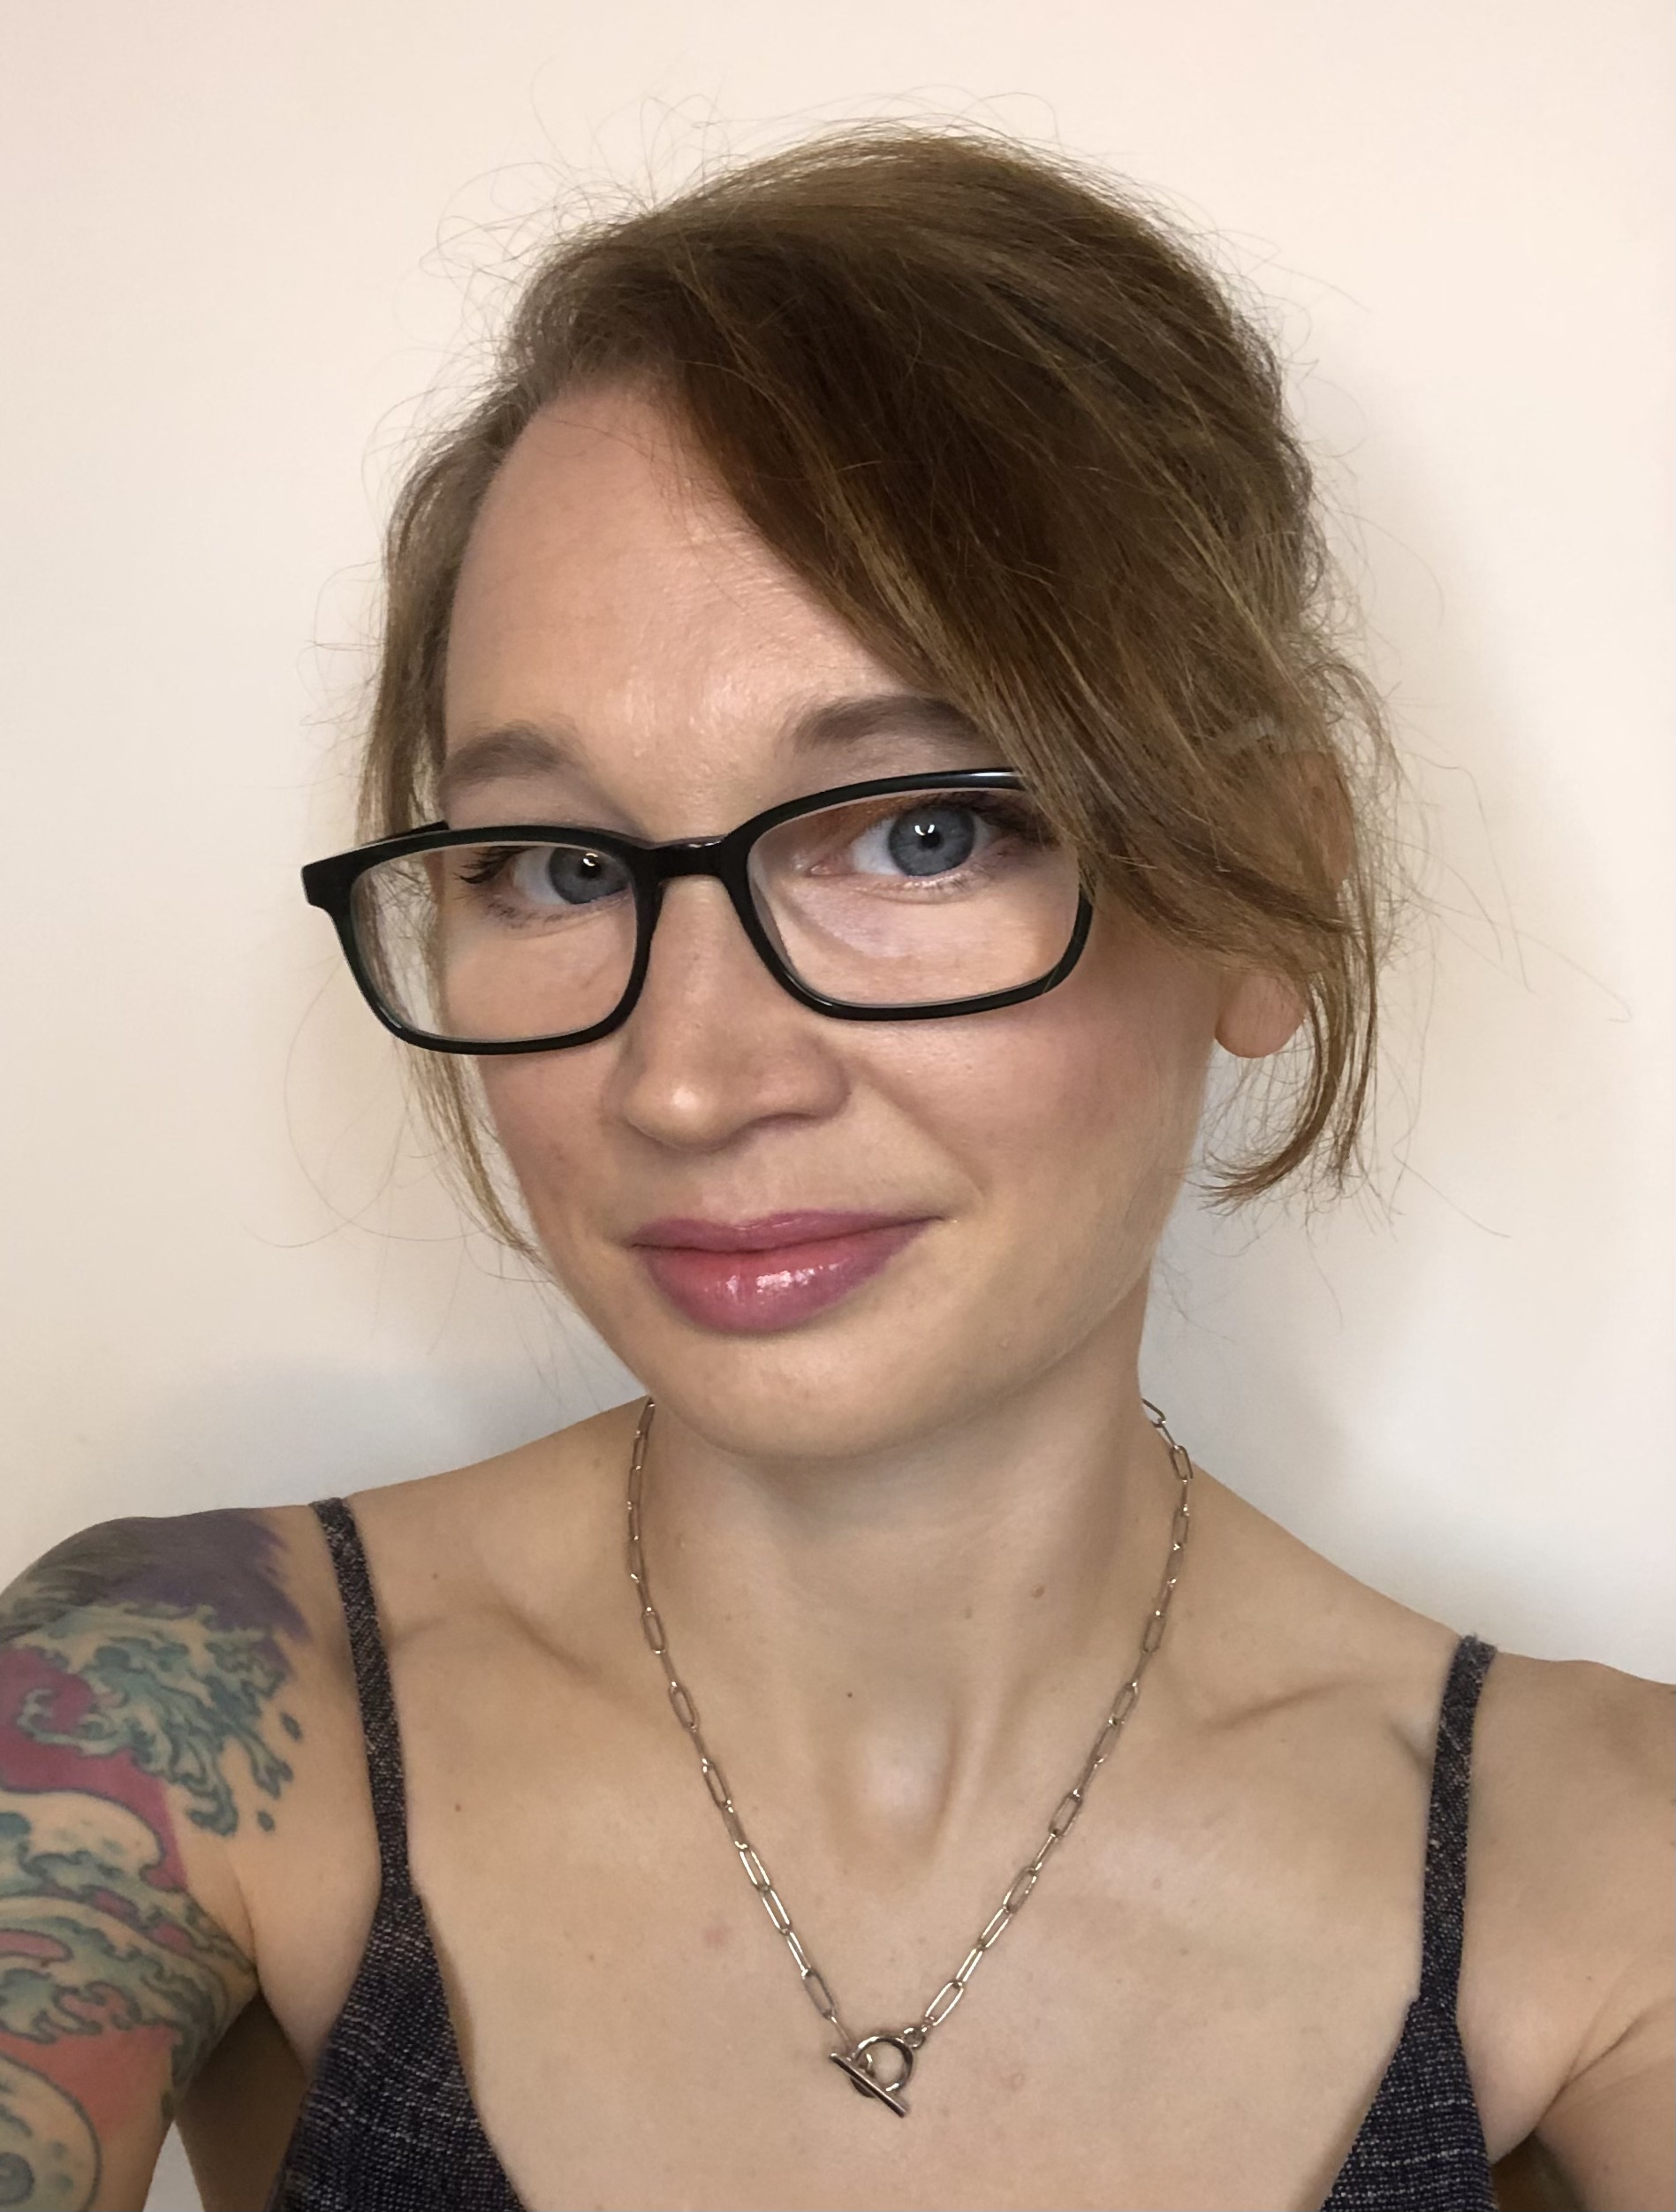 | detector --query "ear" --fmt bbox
[1210,744,1348,1060]
[1215,966,1308,1060]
